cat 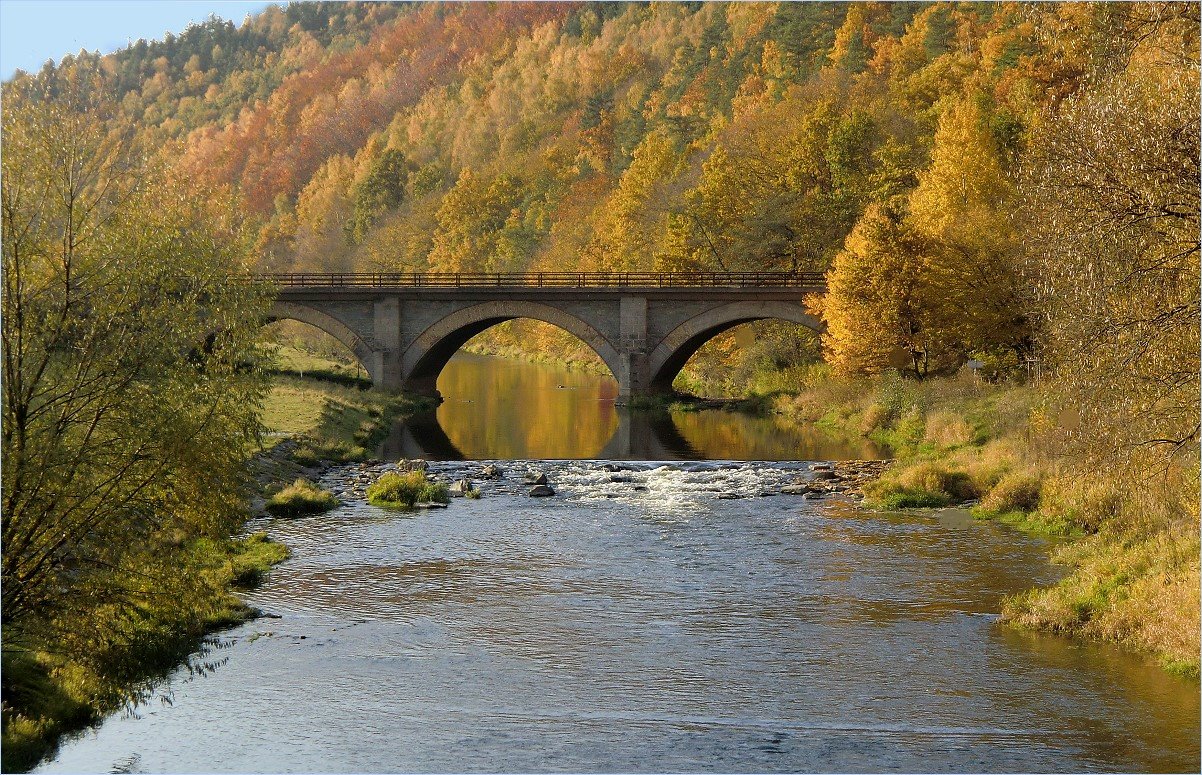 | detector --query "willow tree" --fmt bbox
[1020,57,1200,463]
[1,73,269,651]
